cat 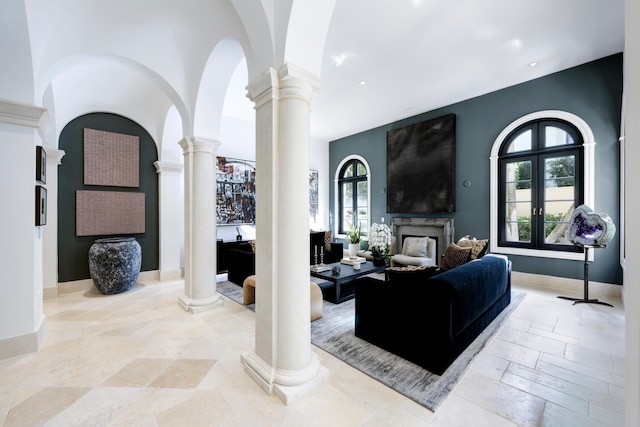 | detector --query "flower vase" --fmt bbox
[89,237,142,295]
[348,243,360,257]
[373,257,386,267]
